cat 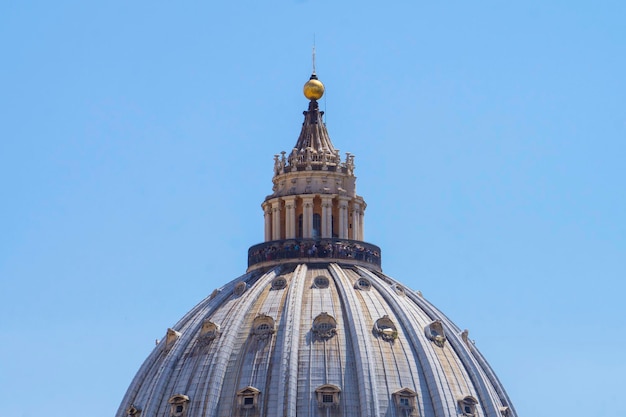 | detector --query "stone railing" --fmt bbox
[248,238,382,270]
[273,150,355,176]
